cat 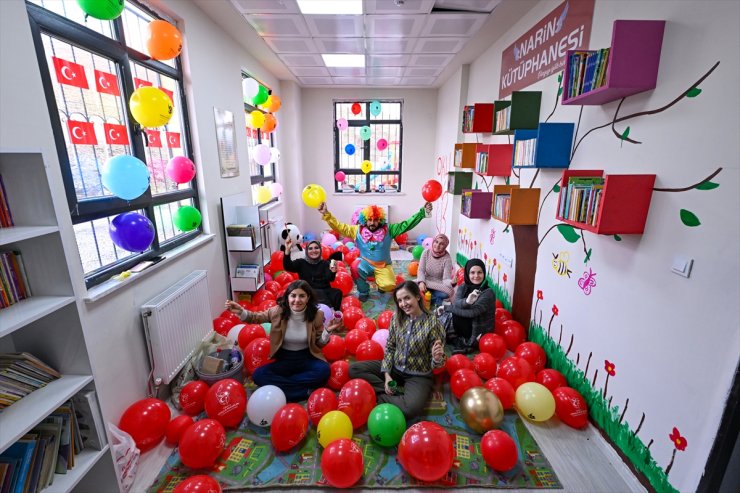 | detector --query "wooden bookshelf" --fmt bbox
[492,91,542,135]
[462,103,495,133]
[453,143,477,169]
[492,185,540,225]
[556,169,656,234]
[447,171,473,195]
[512,123,575,169]
[562,20,666,105]
[461,189,493,219]
[475,144,513,177]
